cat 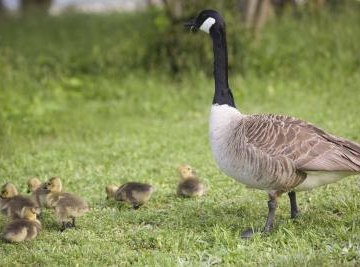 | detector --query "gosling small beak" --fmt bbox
[184,18,197,32]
